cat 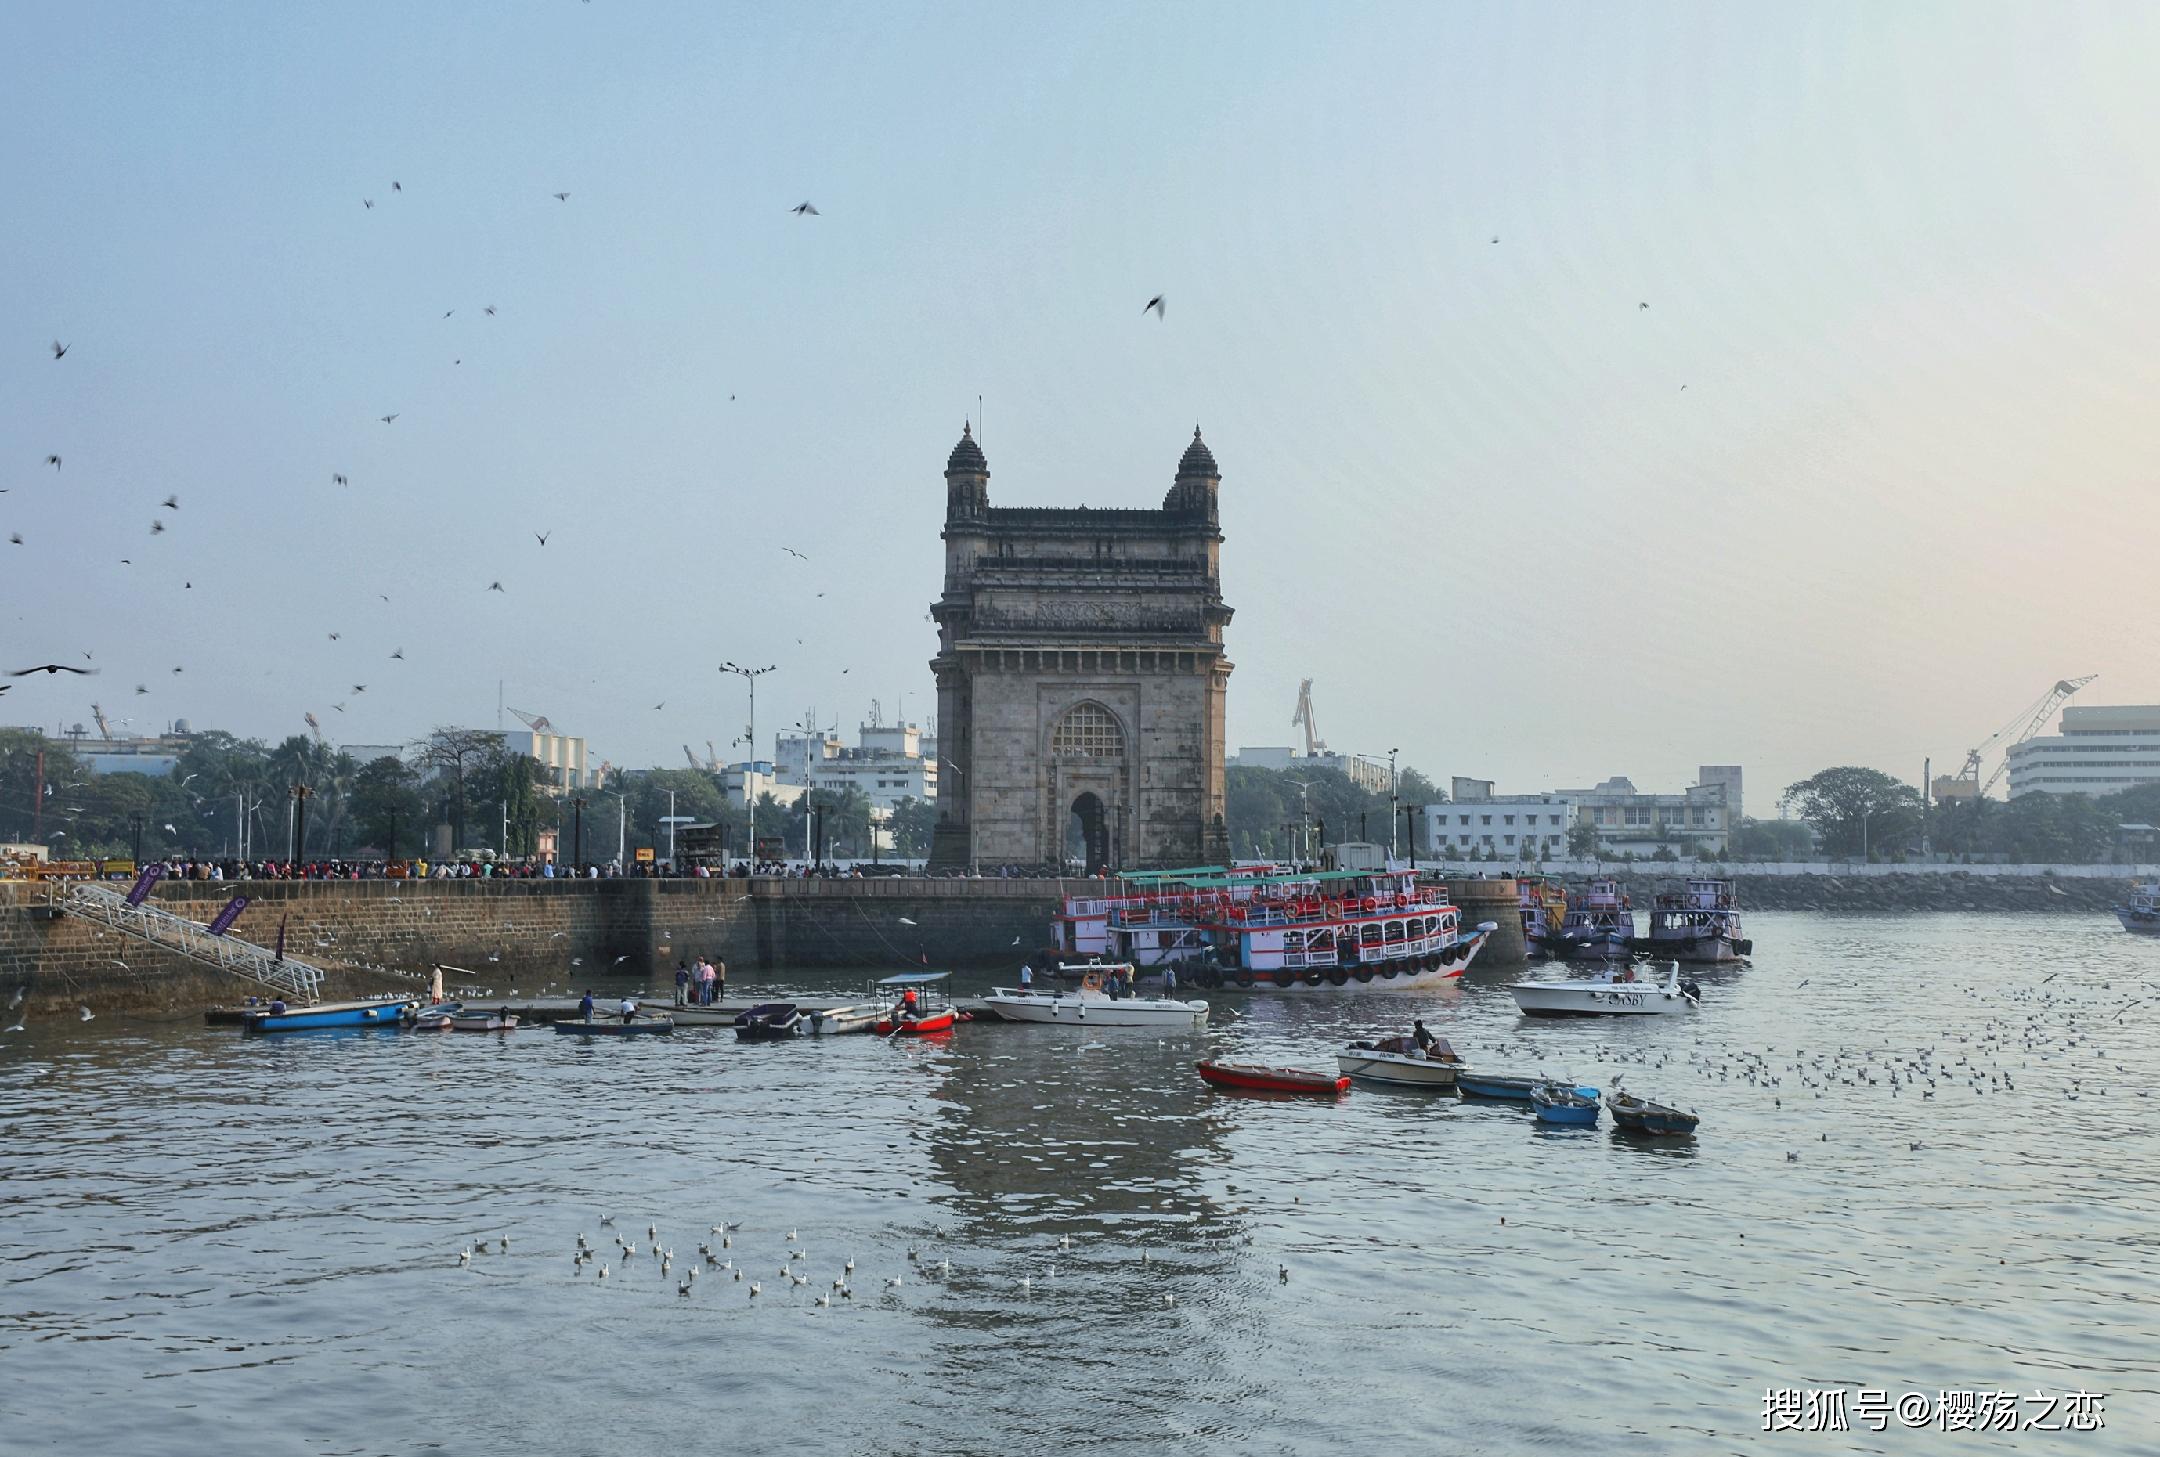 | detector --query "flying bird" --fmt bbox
[161,495,178,510]
[390,648,404,659]
[333,473,348,487]
[488,581,504,593]
[379,413,398,424]
[1144,295,1165,318]
[791,202,819,216]
[45,455,60,469]
[1638,301,1649,310]
[782,547,807,560]
[51,340,68,360]
[392,181,401,191]
[1491,235,1500,243]
[170,666,182,675]
[331,703,345,713]
[552,192,570,201]
[652,701,664,710]
[443,309,454,319]
[149,520,165,535]
[363,198,374,209]
[304,712,320,731]
[134,684,148,695]
[8,664,95,677]
[352,684,367,694]
[535,531,550,546]
[7,535,20,546]
[327,632,340,641]
[484,305,496,316]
